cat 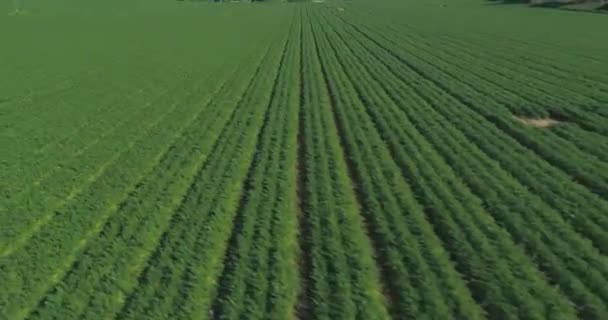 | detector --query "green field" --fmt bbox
[1,0,607,319]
